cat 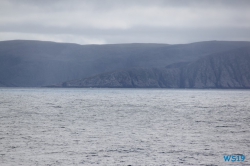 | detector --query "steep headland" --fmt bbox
[61,47,250,88]
[1,40,250,87]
